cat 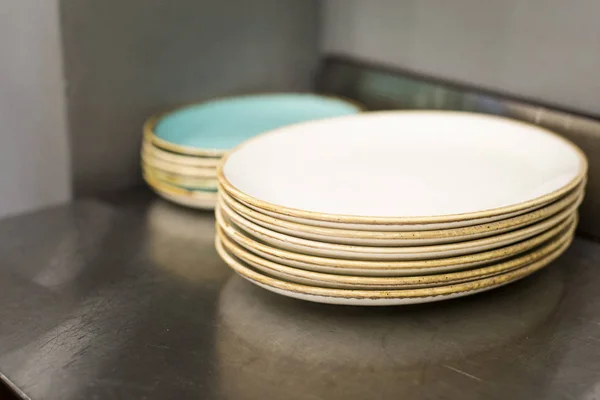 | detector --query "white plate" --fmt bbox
[214,235,570,305]
[235,195,578,231]
[233,187,583,231]
[218,225,573,290]
[216,197,580,260]
[216,214,575,276]
[219,187,581,246]
[220,111,586,225]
